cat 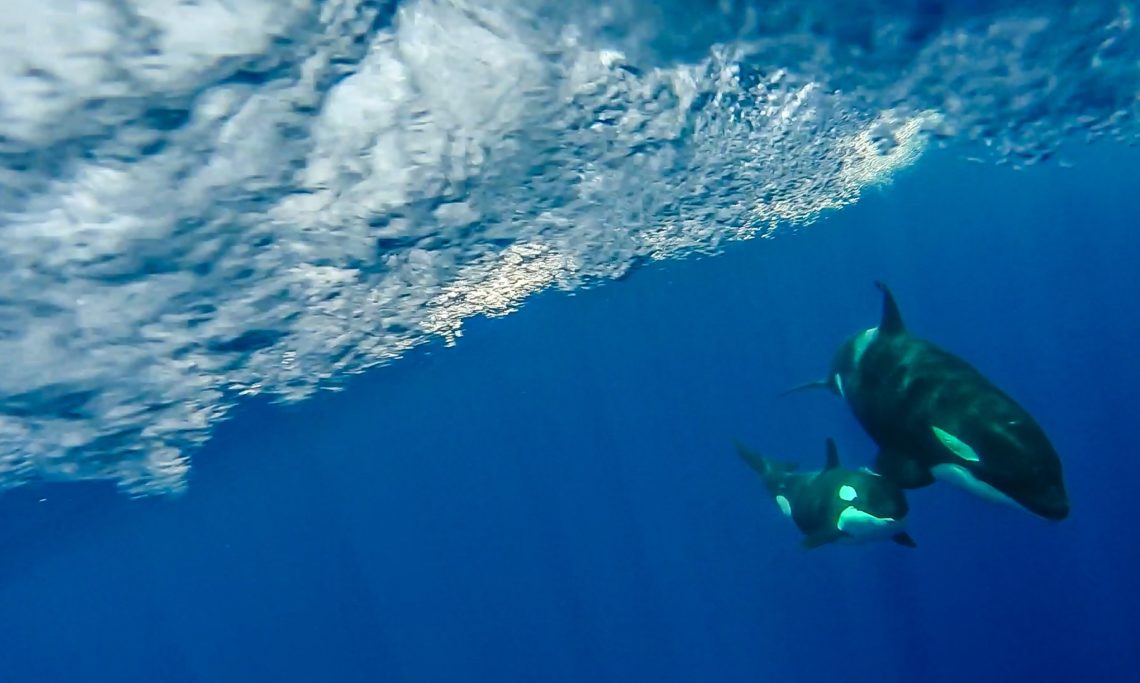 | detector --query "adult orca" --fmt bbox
[736,437,917,549]
[785,281,1069,521]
